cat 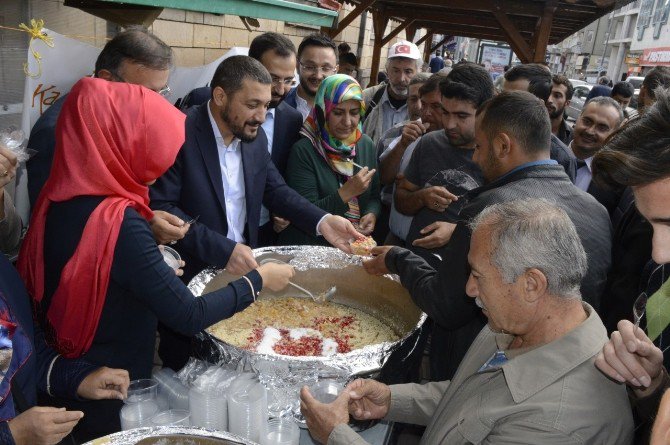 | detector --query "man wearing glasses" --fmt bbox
[26,27,188,245]
[248,32,304,245]
[283,34,338,120]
